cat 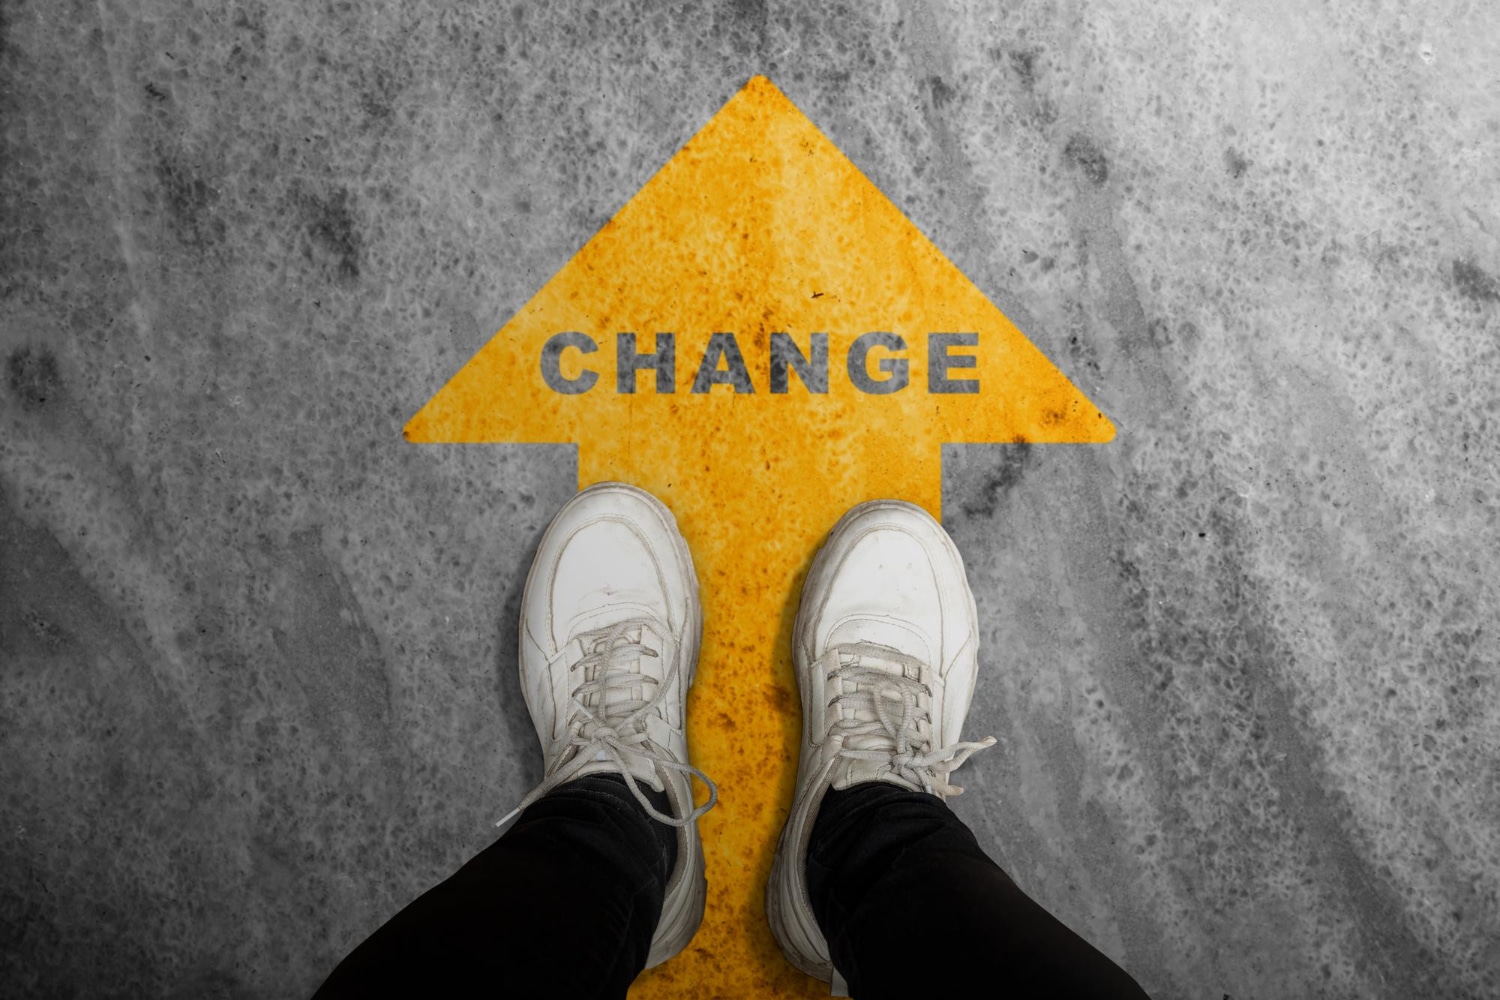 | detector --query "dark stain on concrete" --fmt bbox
[359,91,393,120]
[226,10,268,81]
[301,188,361,284]
[961,443,1034,518]
[1224,147,1249,179]
[359,67,399,121]
[21,608,73,652]
[7,345,62,411]
[1067,331,1103,379]
[926,74,957,109]
[1452,259,1500,303]
[1065,134,1110,186]
[728,0,766,25]
[721,0,768,52]
[1010,48,1040,90]
[155,152,225,248]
